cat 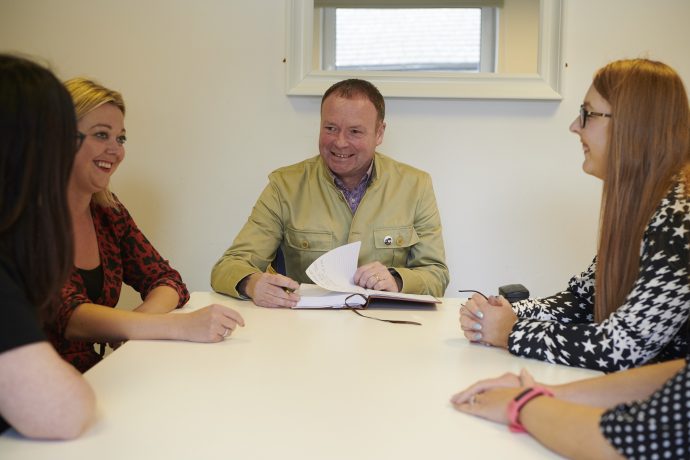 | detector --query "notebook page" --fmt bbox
[305,241,366,295]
